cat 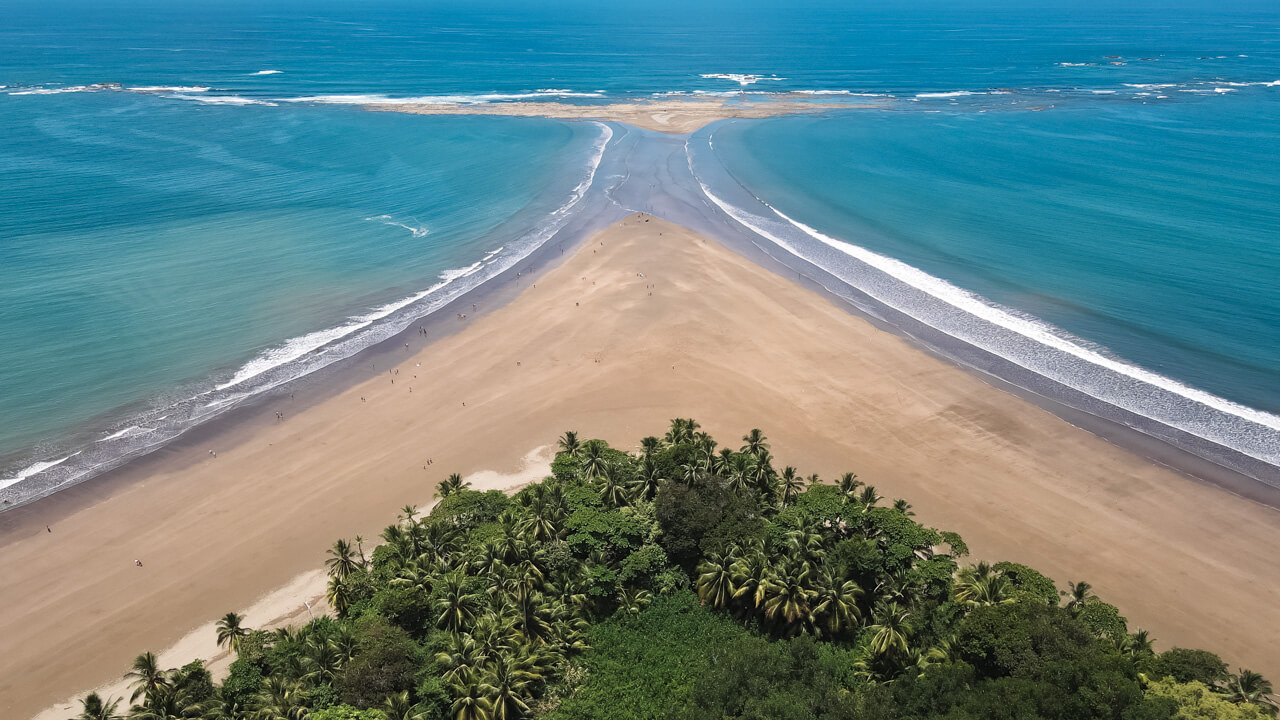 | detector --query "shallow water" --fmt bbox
[2,0,1278,501]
